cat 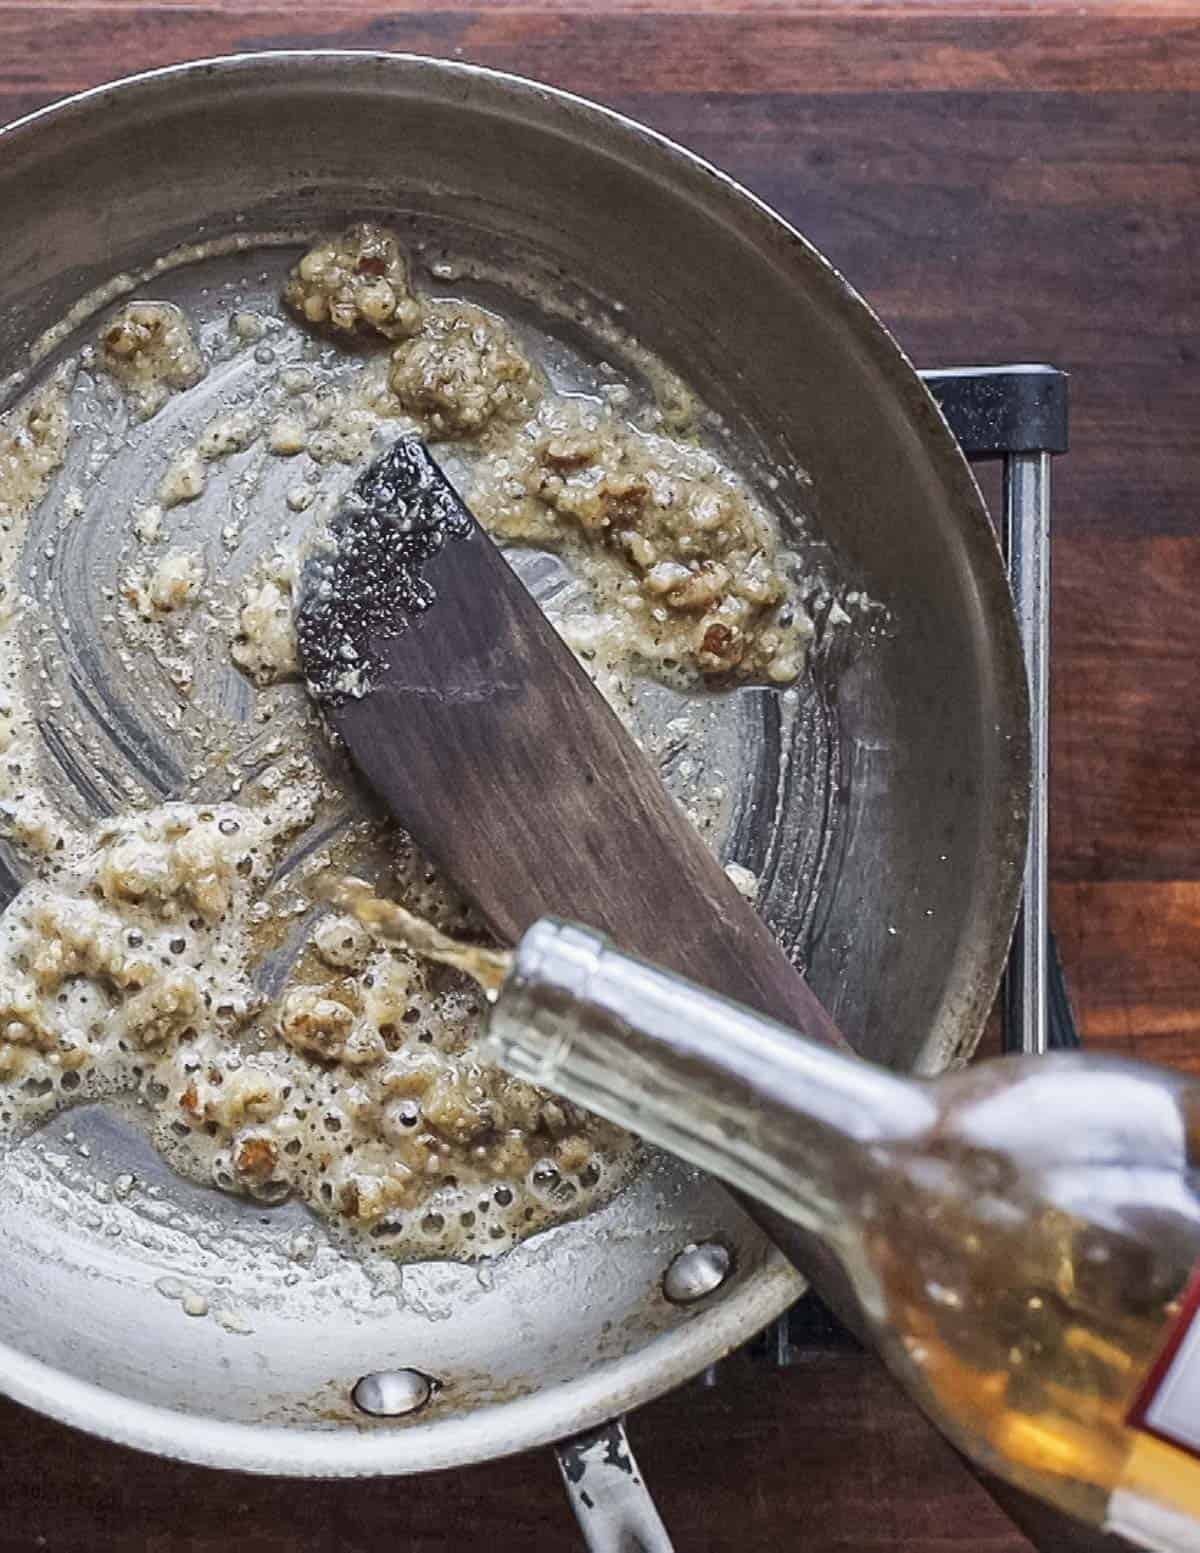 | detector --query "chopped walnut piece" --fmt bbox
[284,225,422,341]
[99,301,204,418]
[233,1133,279,1181]
[388,303,540,436]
